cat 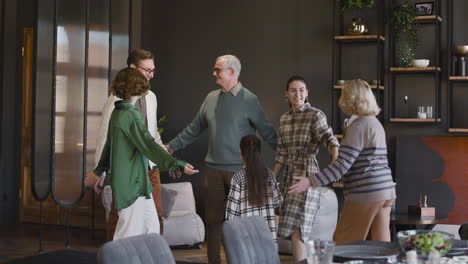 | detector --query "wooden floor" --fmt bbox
[0,223,294,263]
